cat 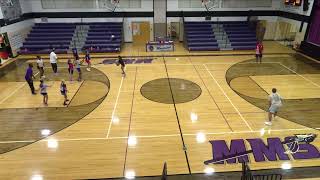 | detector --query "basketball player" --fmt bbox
[84,50,91,71]
[60,80,69,106]
[265,88,282,126]
[75,57,82,82]
[36,56,45,78]
[117,55,126,76]
[39,79,50,105]
[25,63,36,95]
[50,48,58,74]
[255,41,263,63]
[67,59,74,82]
